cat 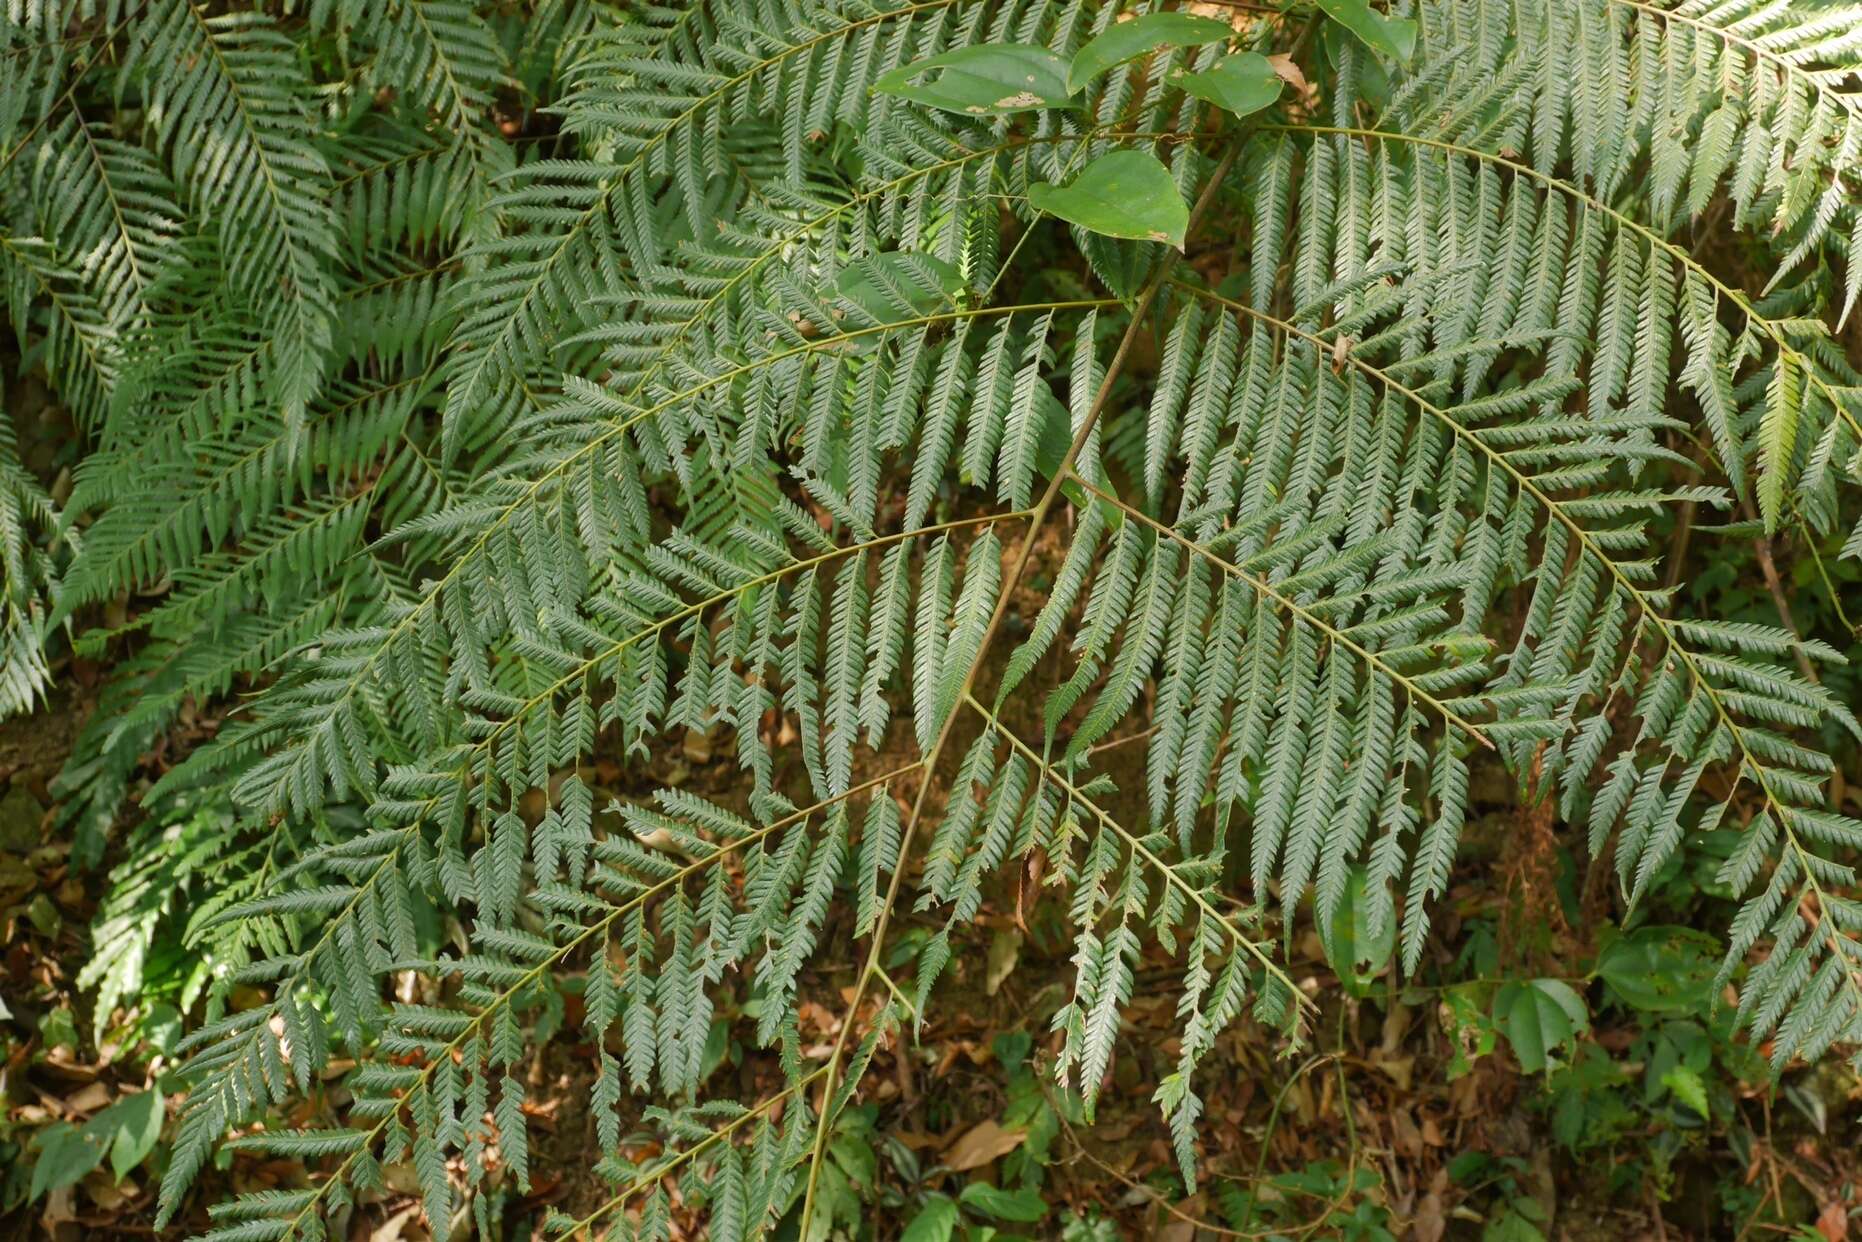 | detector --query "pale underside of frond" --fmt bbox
[1,1,1859,1239]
